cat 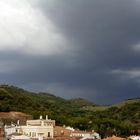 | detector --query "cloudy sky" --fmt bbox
[1,0,140,104]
